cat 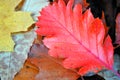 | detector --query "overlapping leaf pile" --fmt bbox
[1,0,120,80]
[0,0,36,80]
[14,44,79,80]
[11,0,79,80]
